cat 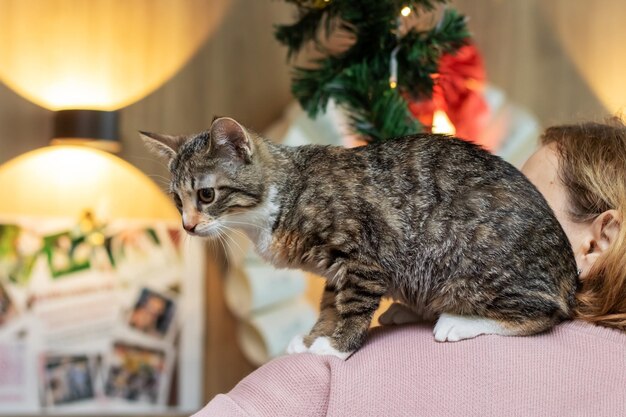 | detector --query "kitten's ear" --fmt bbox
[209,117,253,163]
[140,131,187,163]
